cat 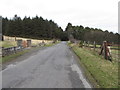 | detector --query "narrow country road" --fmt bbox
[2,42,91,88]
